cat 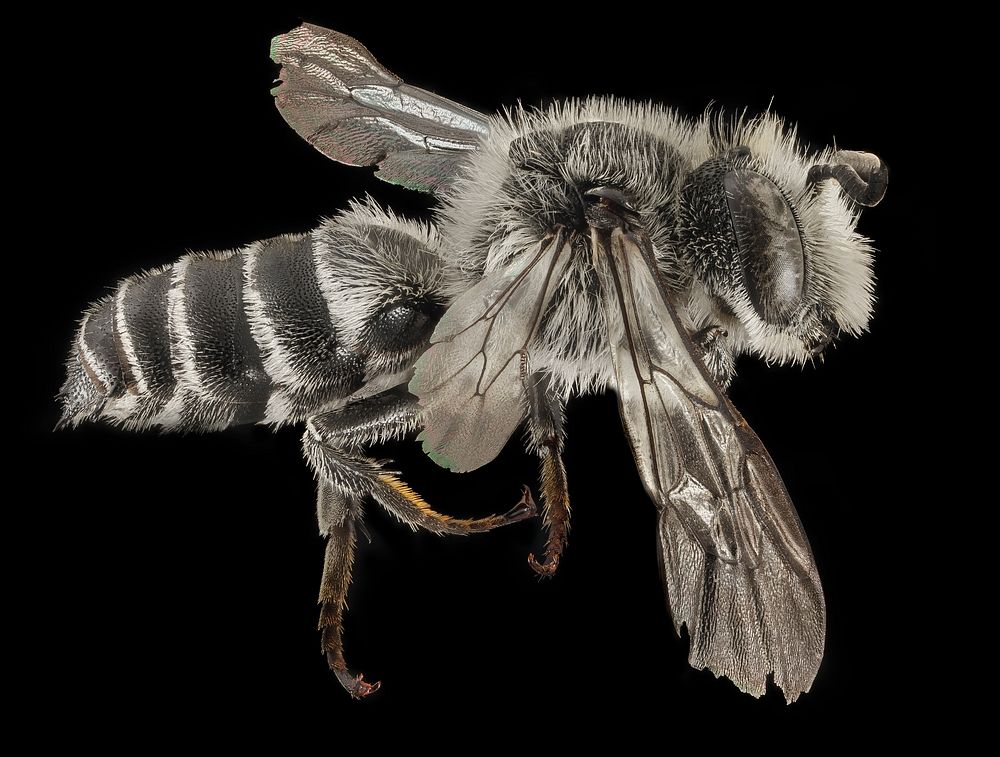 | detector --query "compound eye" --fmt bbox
[724,169,805,325]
